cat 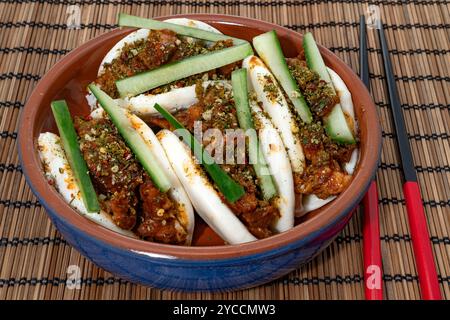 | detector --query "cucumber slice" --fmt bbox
[253,30,312,124]
[325,102,356,144]
[50,100,100,213]
[153,103,245,203]
[232,69,254,131]
[88,84,172,192]
[232,69,277,200]
[303,32,334,86]
[303,32,355,144]
[118,13,247,45]
[116,43,253,98]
